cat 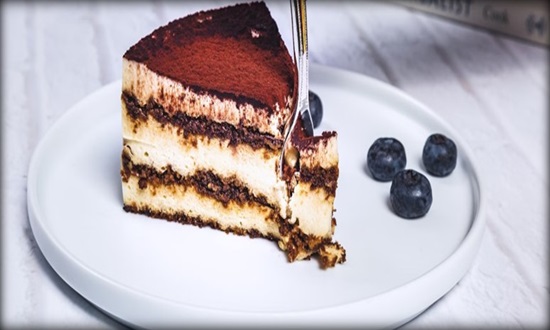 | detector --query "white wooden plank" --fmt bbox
[416,13,547,180]
[495,37,548,89]
[30,3,123,327]
[409,229,547,328]
[1,2,122,327]
[92,1,164,85]
[307,2,392,82]
[1,2,37,326]
[30,2,103,129]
